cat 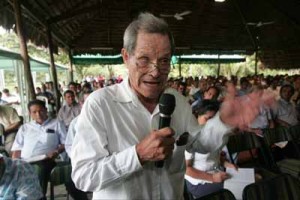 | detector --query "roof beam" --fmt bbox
[264,0,300,32]
[229,0,257,50]
[47,3,100,24]
[6,0,68,48]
